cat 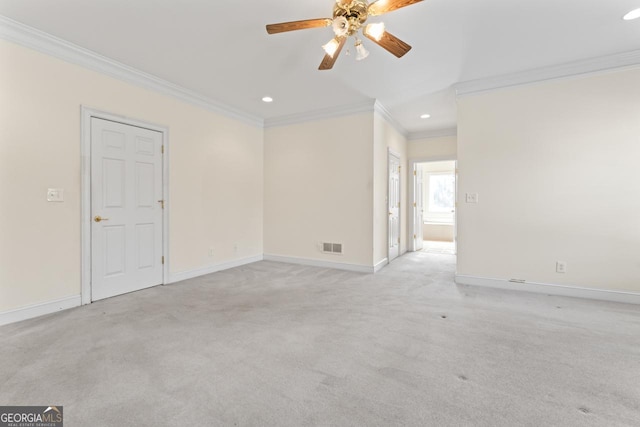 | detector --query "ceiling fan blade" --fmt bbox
[319,37,347,70]
[364,31,412,58]
[266,18,332,34]
[368,0,424,16]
